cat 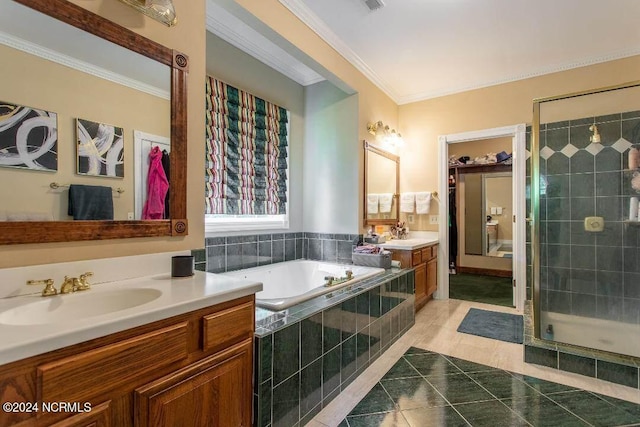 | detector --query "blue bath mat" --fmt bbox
[457,308,523,344]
